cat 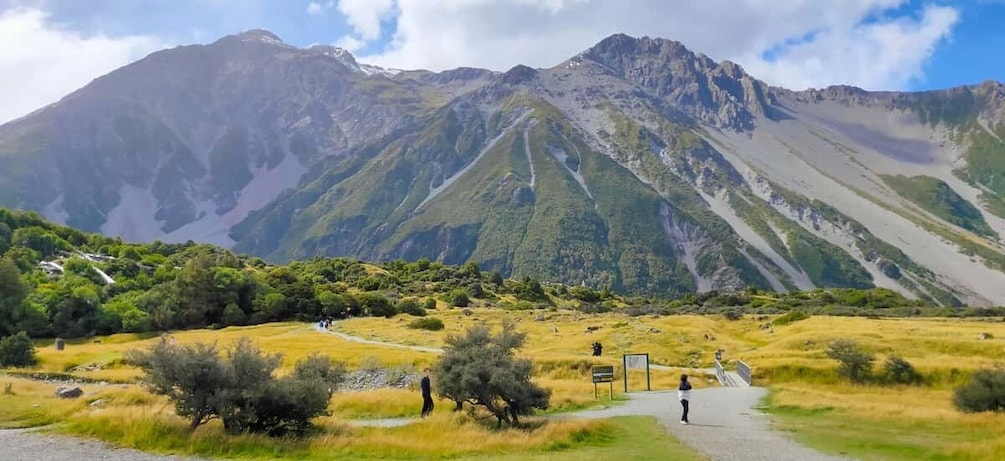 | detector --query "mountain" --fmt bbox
[2,30,1005,306]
